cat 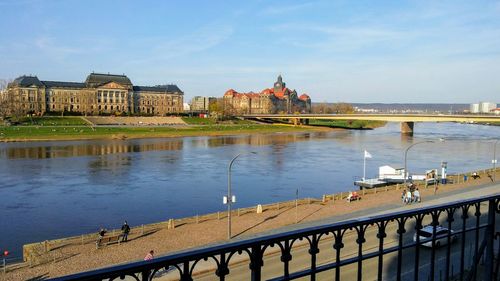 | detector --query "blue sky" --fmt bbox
[1,0,500,103]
